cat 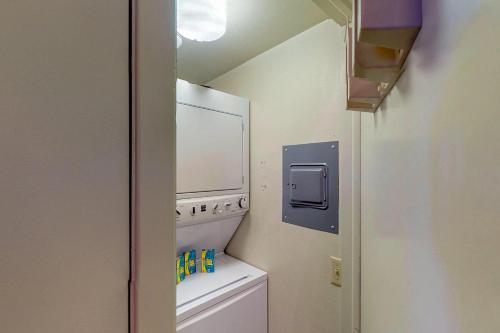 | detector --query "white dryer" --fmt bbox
[176,80,267,333]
